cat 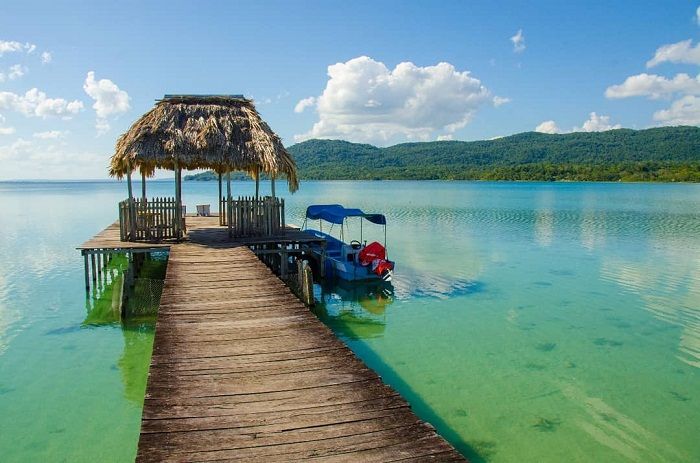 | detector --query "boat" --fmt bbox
[303,204,395,281]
